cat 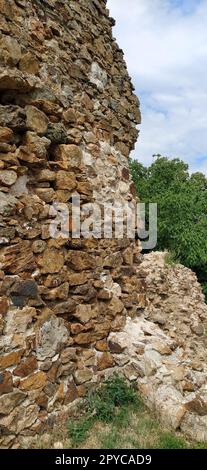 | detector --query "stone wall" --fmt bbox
[1,0,207,449]
[0,0,142,447]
